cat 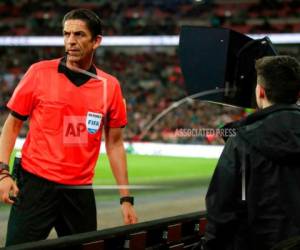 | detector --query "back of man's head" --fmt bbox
[255,55,300,104]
